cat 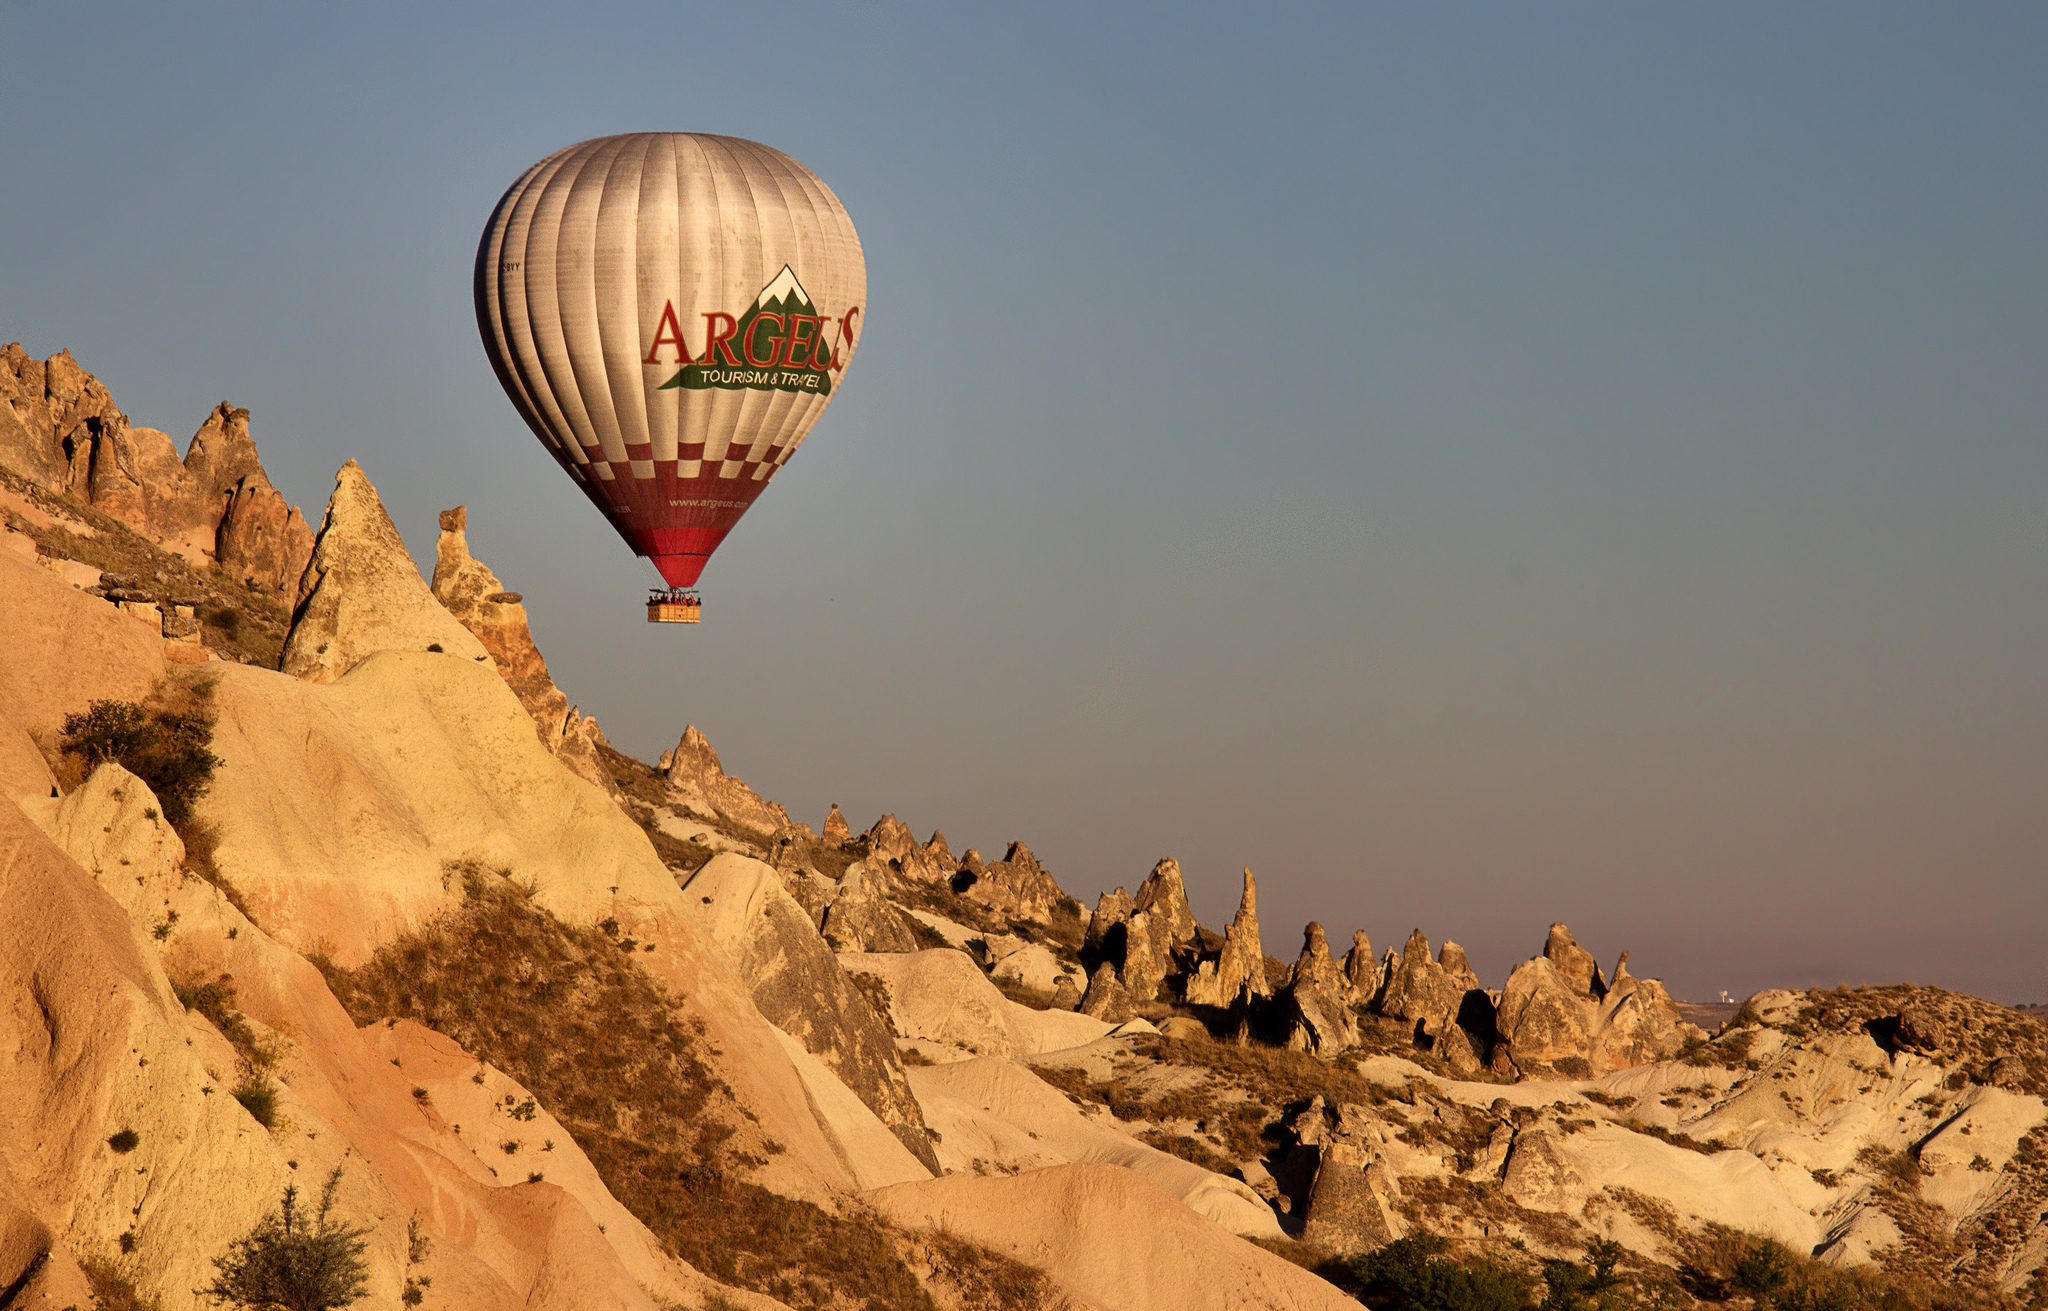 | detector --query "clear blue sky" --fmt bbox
[5,3,2043,1004]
